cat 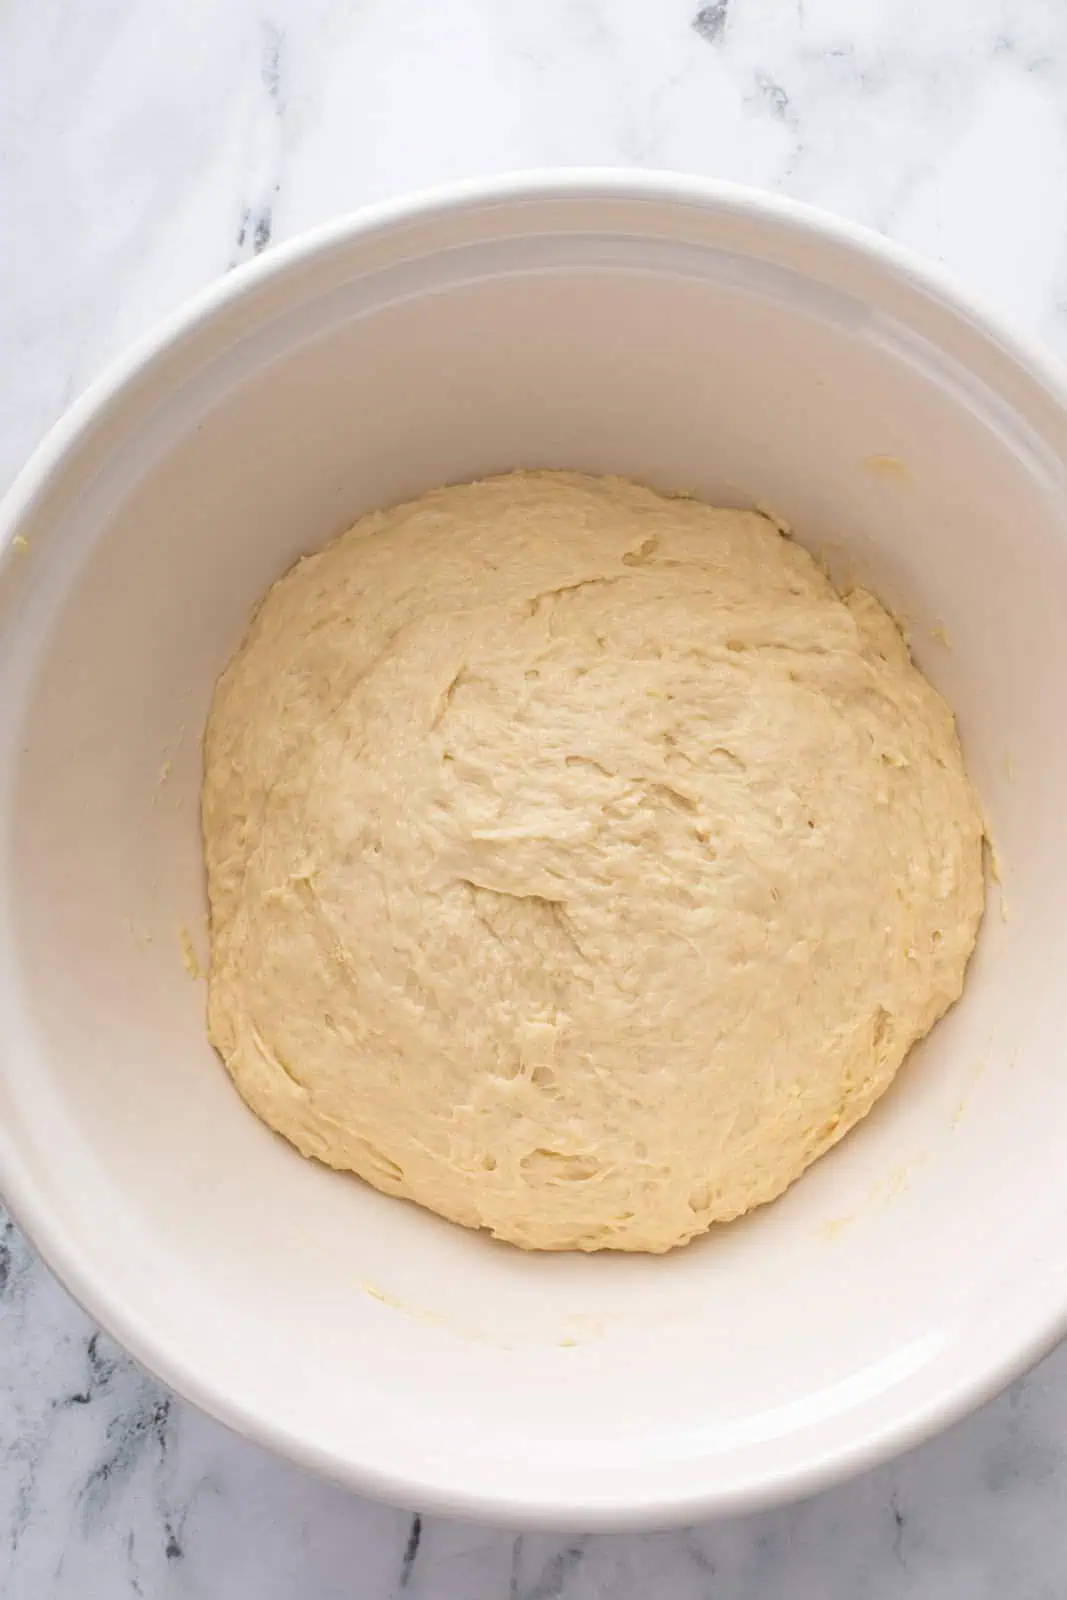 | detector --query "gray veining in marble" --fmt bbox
[5,0,1067,1593]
